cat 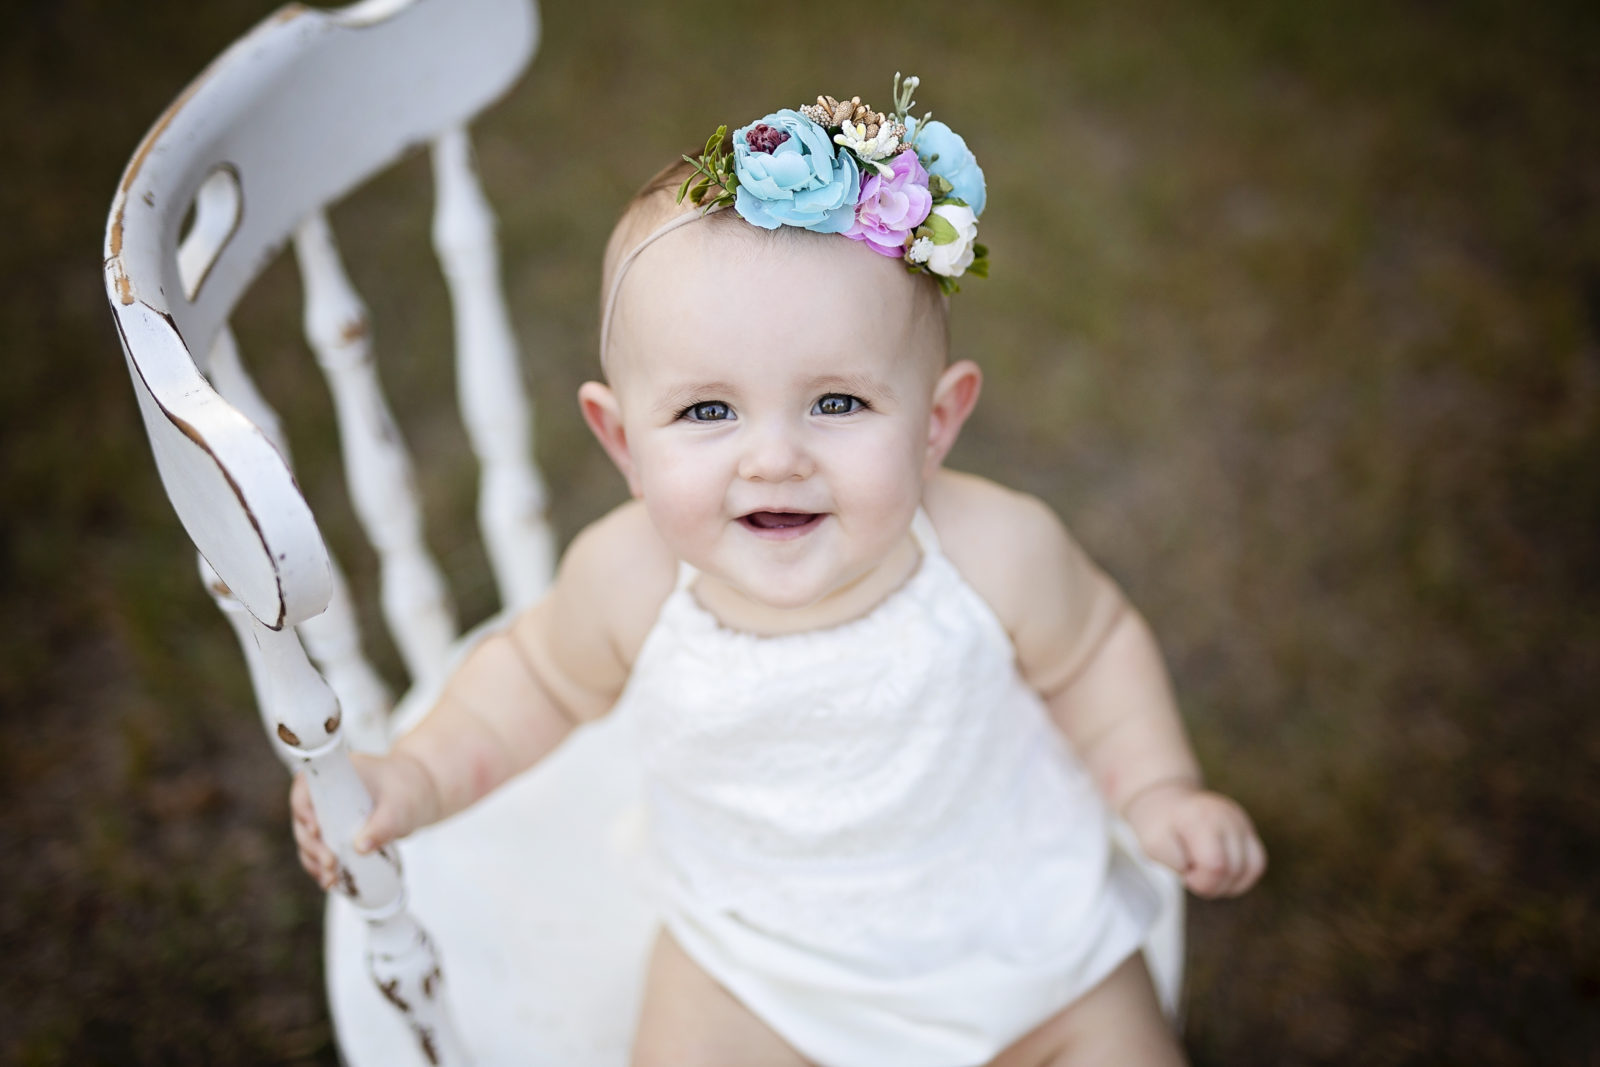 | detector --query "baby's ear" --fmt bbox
[924,360,983,474]
[578,382,642,497]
